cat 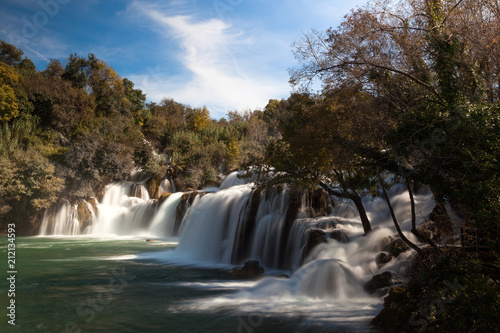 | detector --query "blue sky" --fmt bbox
[0,0,367,118]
